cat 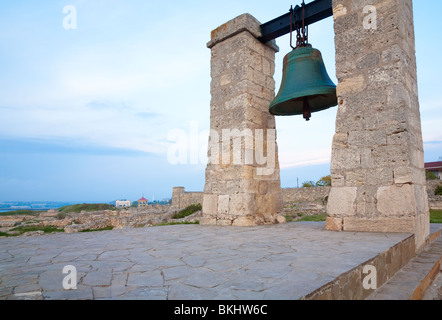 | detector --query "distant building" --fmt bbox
[138,196,148,207]
[425,161,442,180]
[116,200,131,208]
